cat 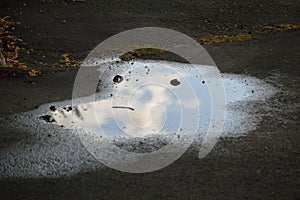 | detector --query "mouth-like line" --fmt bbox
[112,106,135,111]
